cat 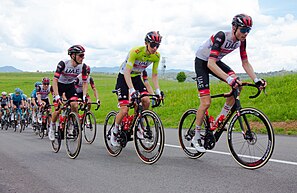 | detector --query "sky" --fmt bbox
[0,0,296,73]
